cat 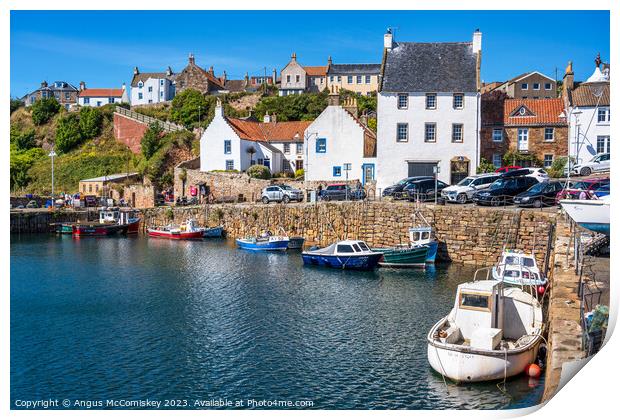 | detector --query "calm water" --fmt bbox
[11,235,544,410]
